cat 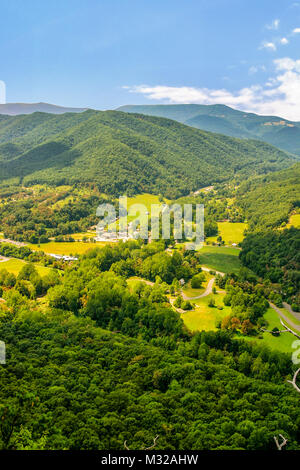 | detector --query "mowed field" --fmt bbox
[69,231,97,240]
[287,213,300,228]
[27,240,107,256]
[0,258,52,276]
[181,291,230,331]
[182,291,295,353]
[127,193,169,211]
[237,308,295,353]
[197,245,242,274]
[206,221,247,244]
